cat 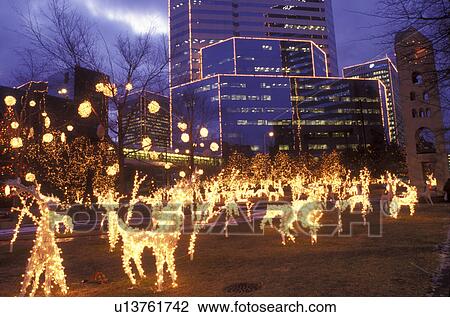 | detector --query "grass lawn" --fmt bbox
[0,204,449,297]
